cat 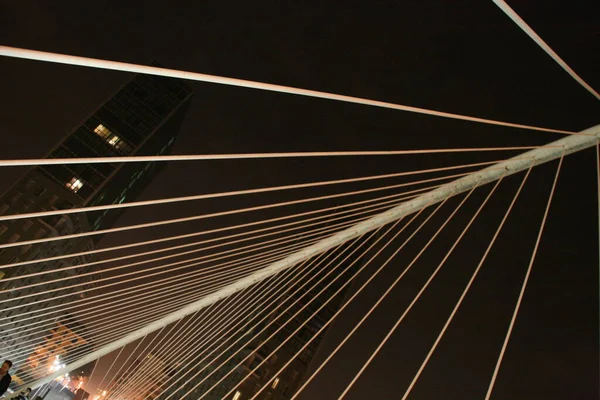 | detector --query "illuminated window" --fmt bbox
[94,126,131,152]
[66,177,84,193]
[108,135,121,146]
[94,124,112,139]
[271,377,280,389]
[232,391,242,400]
